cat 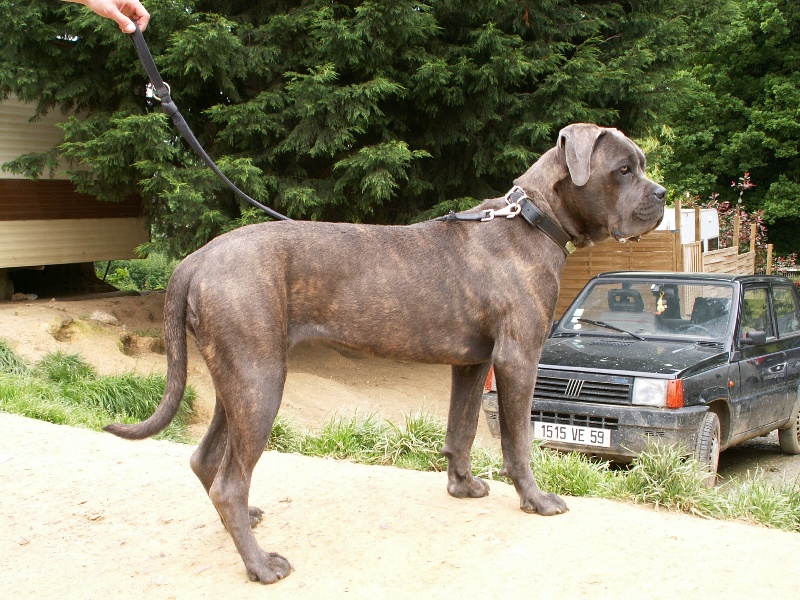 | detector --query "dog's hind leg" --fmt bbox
[190,402,264,528]
[204,365,292,584]
[494,362,568,516]
[441,363,492,499]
